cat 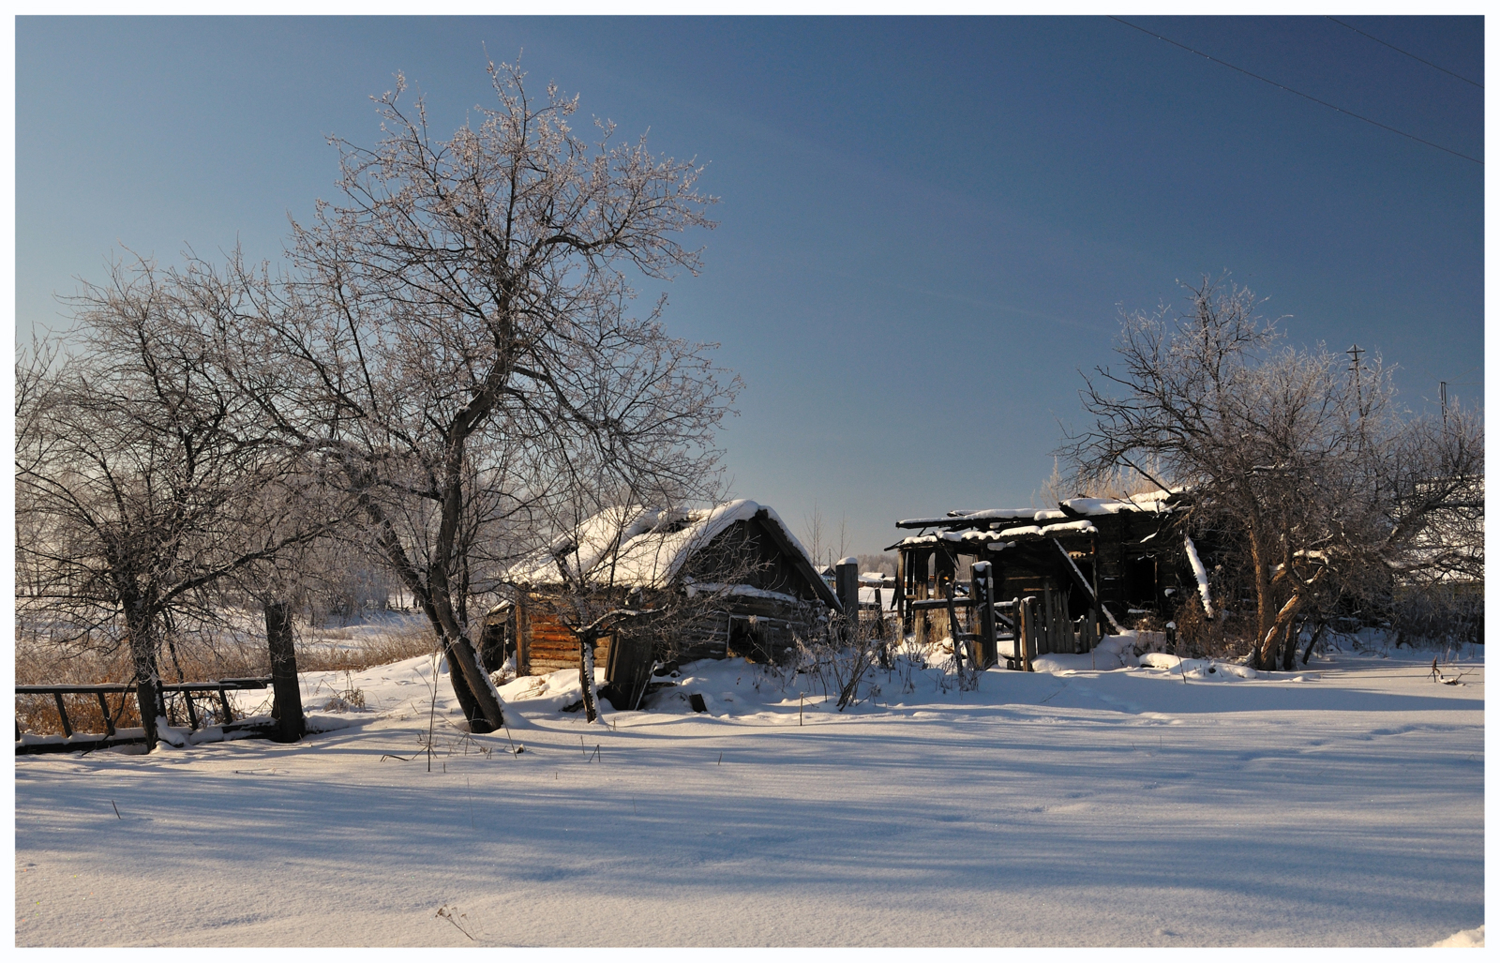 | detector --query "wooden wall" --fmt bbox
[521,609,612,676]
[516,590,822,675]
